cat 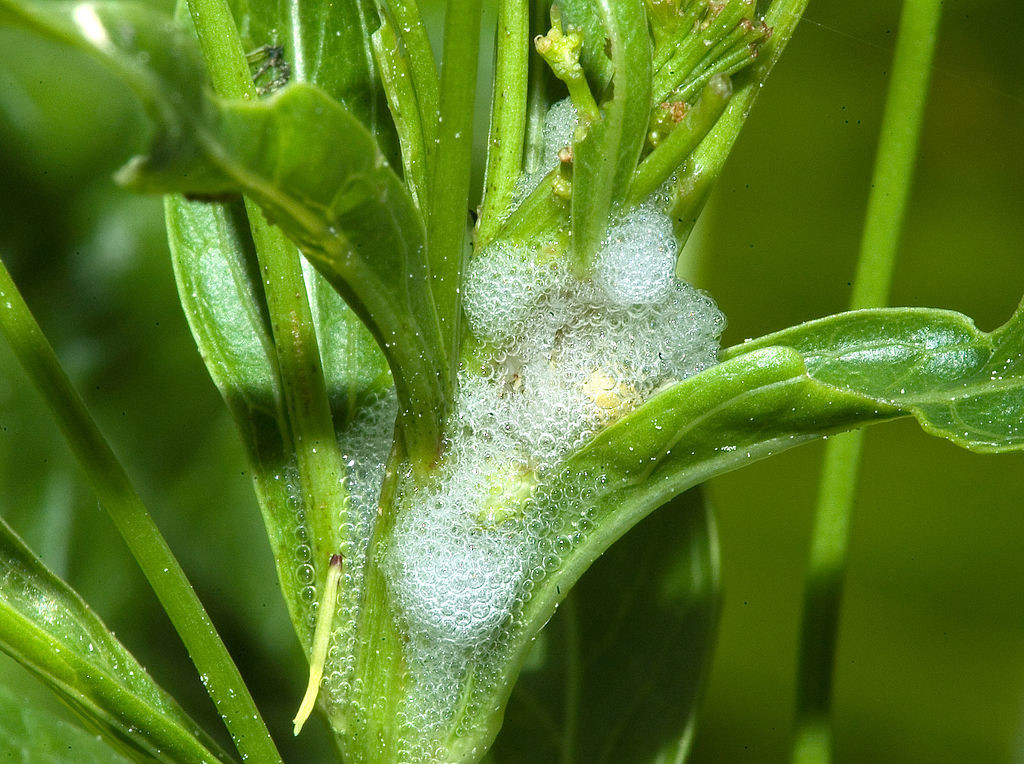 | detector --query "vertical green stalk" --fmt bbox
[185,0,349,606]
[477,0,529,246]
[0,257,282,763]
[792,2,944,761]
[427,0,483,367]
